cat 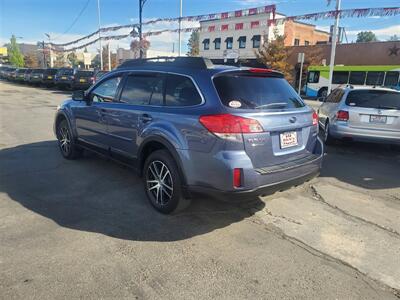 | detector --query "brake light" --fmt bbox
[336,110,349,121]
[312,111,318,126]
[199,114,264,134]
[249,68,272,73]
[233,168,242,188]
